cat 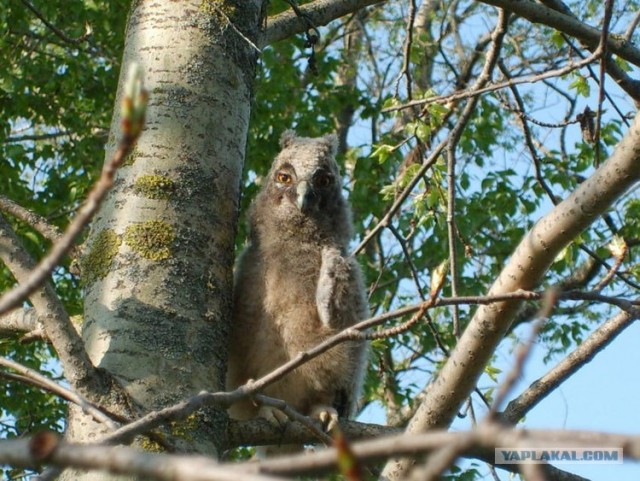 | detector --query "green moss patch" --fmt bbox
[80,229,122,285]
[133,175,175,199]
[124,220,175,261]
